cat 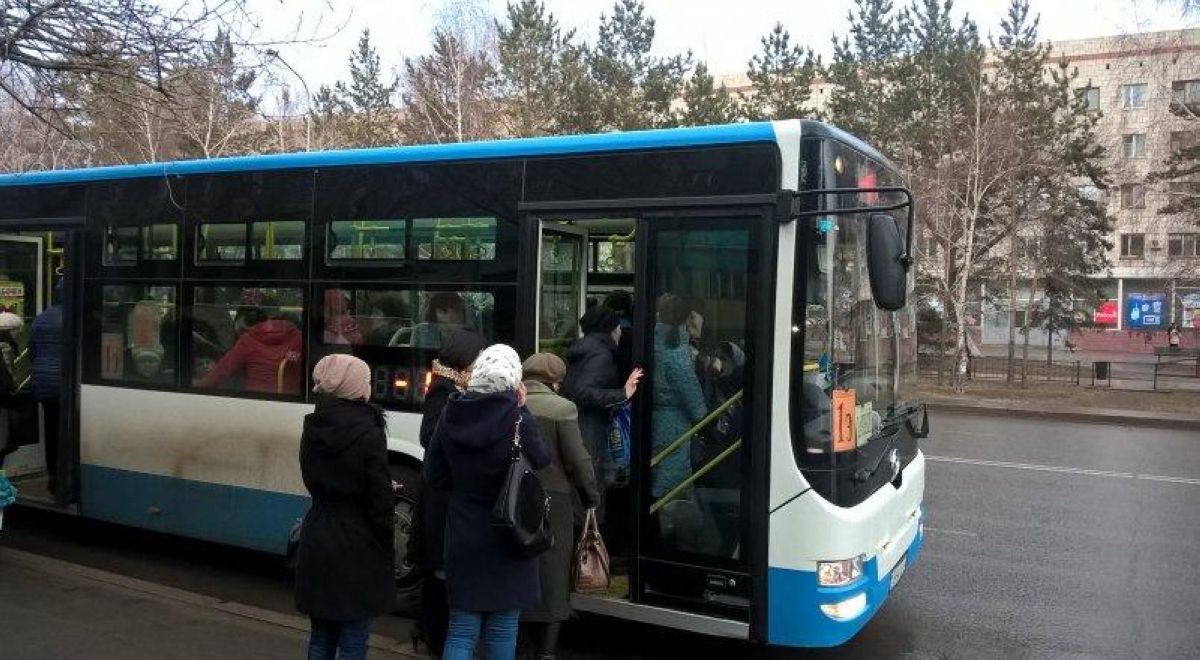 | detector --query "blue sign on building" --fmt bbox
[1126,292,1166,329]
